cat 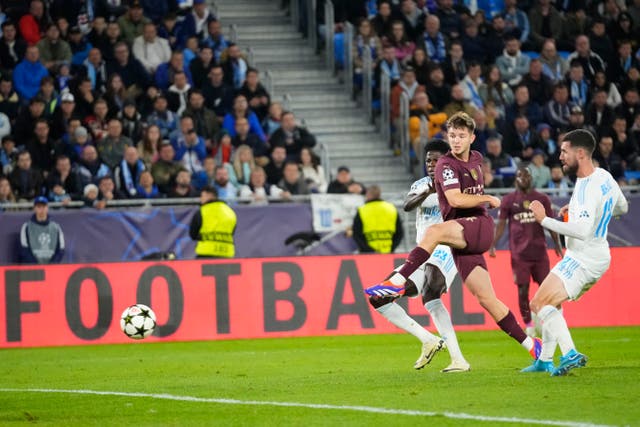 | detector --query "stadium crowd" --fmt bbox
[339,0,640,189]
[0,0,639,210]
